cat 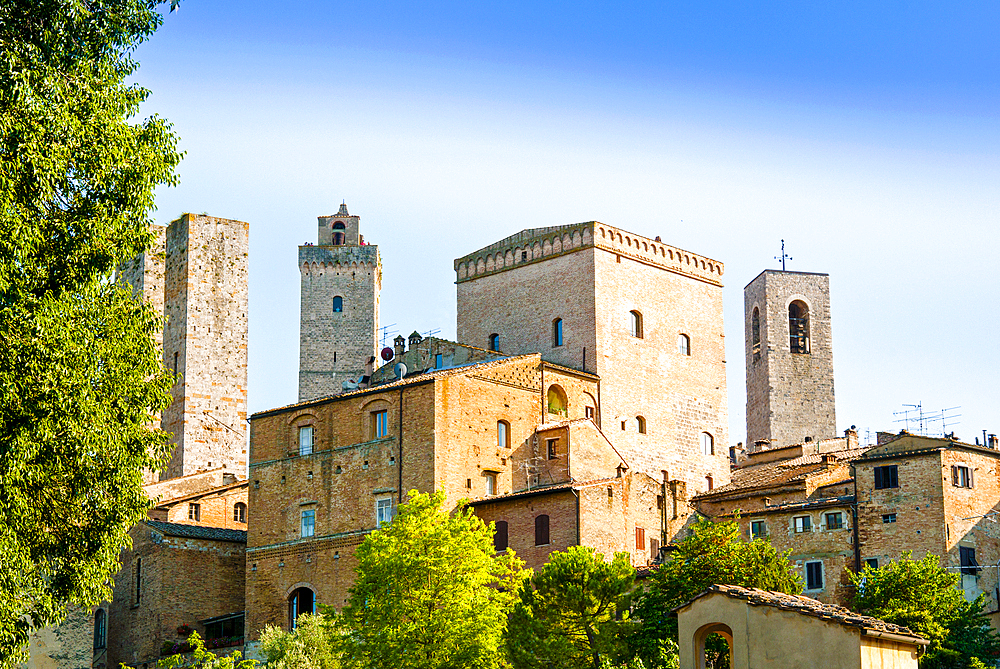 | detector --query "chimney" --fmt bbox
[822,454,837,466]
[989,434,998,449]
[408,330,423,348]
[393,335,406,360]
